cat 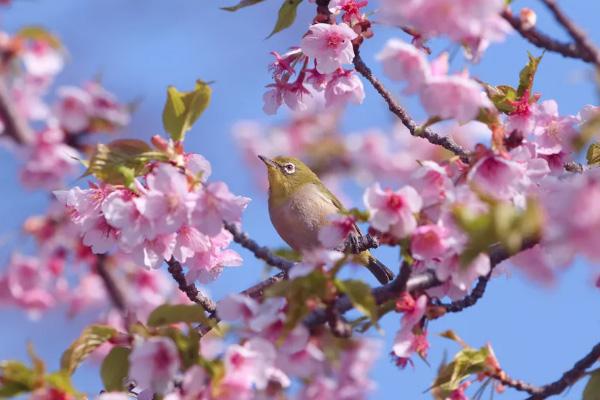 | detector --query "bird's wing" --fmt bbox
[316,181,364,238]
